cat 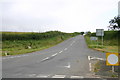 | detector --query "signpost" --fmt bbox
[90,37,98,41]
[106,53,119,73]
[96,29,104,46]
[90,37,98,47]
